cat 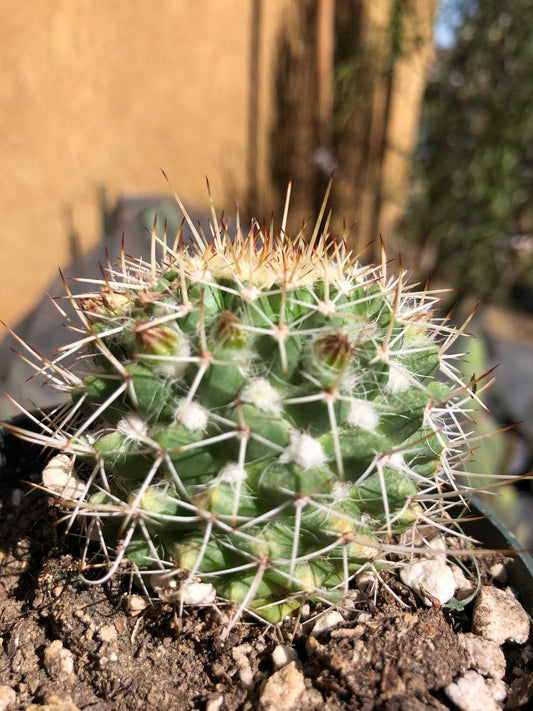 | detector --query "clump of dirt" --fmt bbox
[305,608,469,708]
[1,436,532,710]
